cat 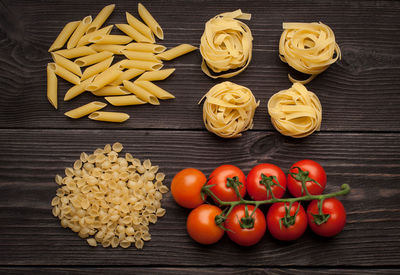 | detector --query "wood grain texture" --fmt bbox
[0,129,399,266]
[0,0,399,130]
